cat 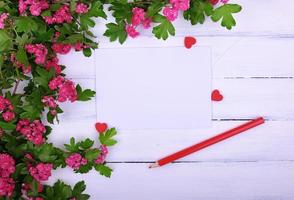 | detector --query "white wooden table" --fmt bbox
[47,1,294,199]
